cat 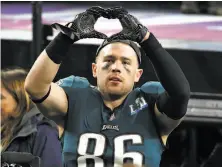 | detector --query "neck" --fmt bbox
[102,93,128,111]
